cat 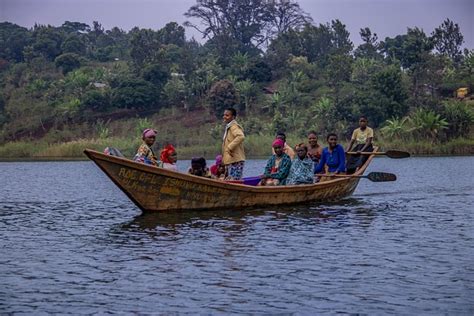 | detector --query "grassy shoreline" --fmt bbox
[1,136,473,161]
